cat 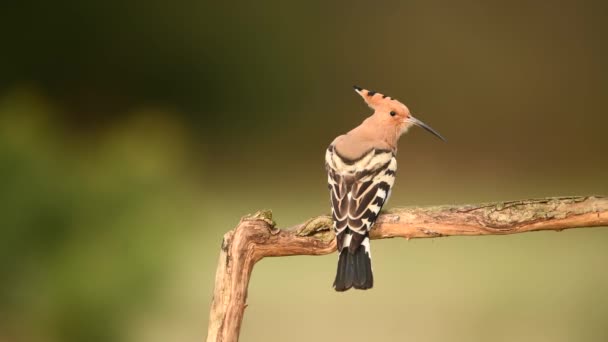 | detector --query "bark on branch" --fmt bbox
[205,196,608,342]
